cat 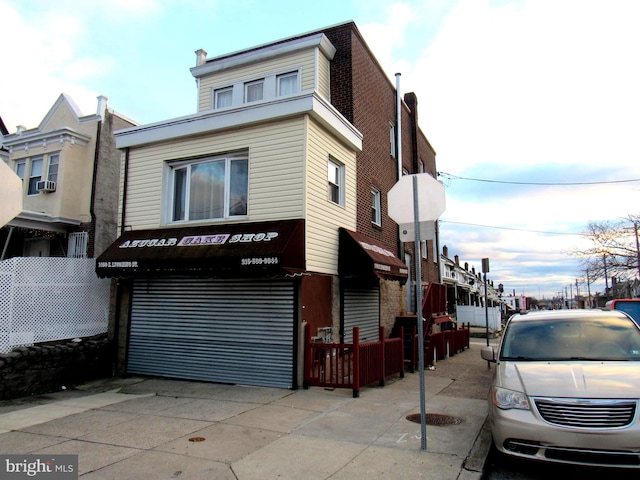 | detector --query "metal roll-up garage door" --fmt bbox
[128,277,296,388]
[343,284,380,343]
